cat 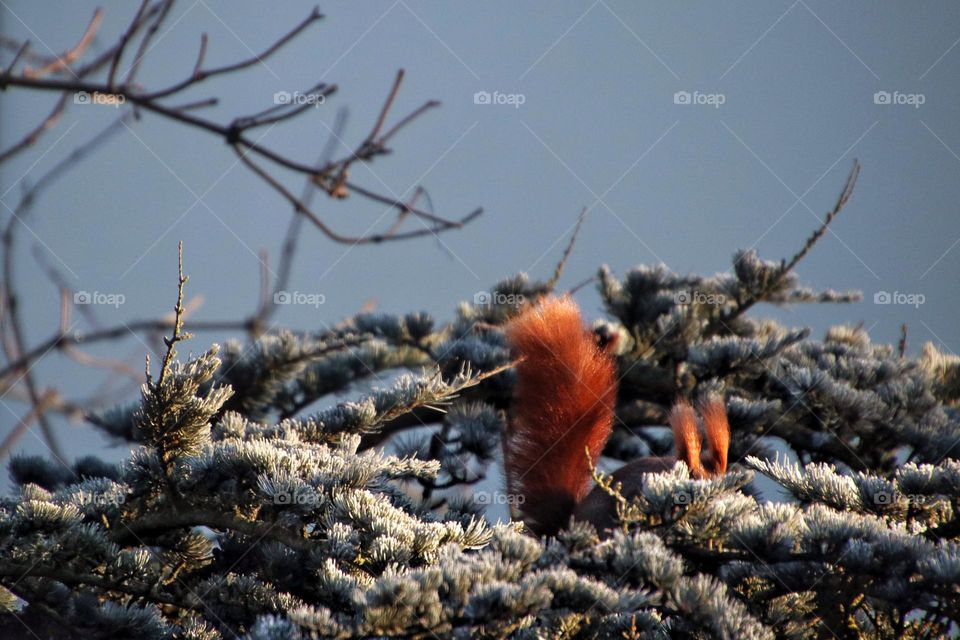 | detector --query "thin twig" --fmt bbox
[191,33,208,78]
[380,100,441,144]
[1,39,30,77]
[318,69,441,207]
[1,72,476,241]
[73,2,168,80]
[141,6,323,100]
[257,249,270,325]
[0,116,133,463]
[547,207,588,292]
[23,9,102,79]
[0,3,483,467]
[32,245,101,328]
[0,390,59,460]
[166,96,218,111]
[0,318,258,385]
[712,159,861,331]
[107,1,150,87]
[253,108,348,330]
[58,289,70,335]
[62,345,141,382]
[235,146,481,243]
[567,275,597,296]
[0,94,68,165]
[368,69,405,141]
[155,242,190,388]
[781,160,860,276]
[240,84,337,130]
[123,0,175,86]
